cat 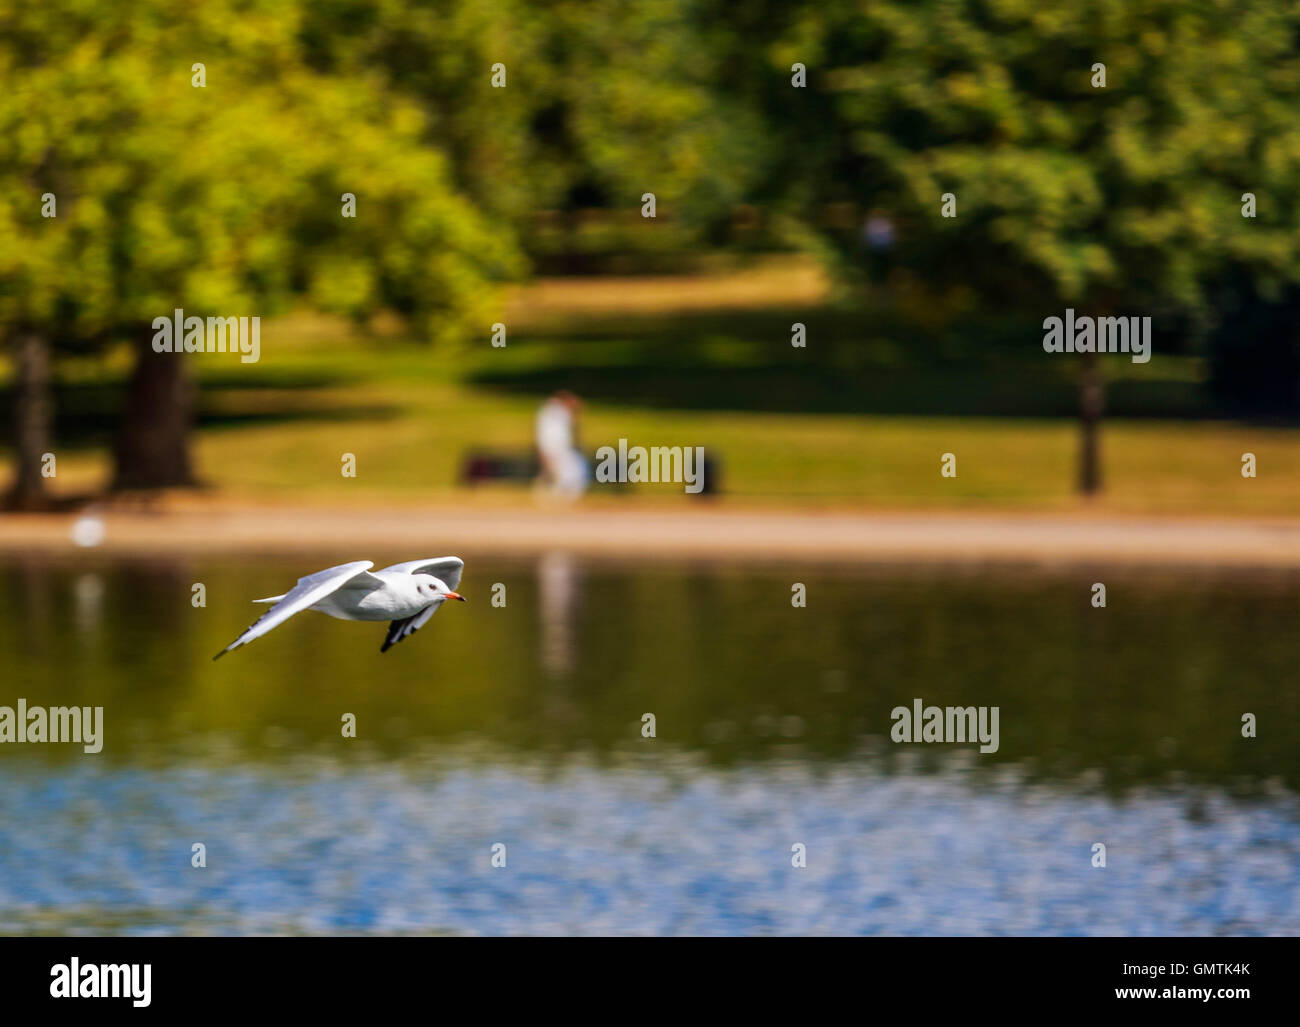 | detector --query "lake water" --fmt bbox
[1,553,1297,935]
